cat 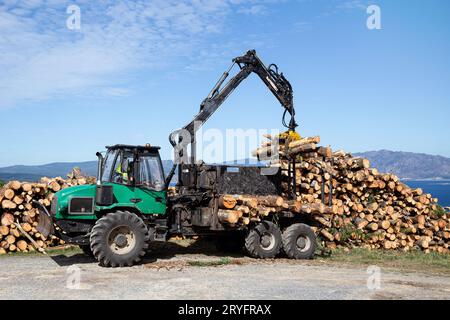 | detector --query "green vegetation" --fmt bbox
[0,179,4,188]
[47,246,83,256]
[367,194,375,204]
[433,205,447,217]
[324,248,450,275]
[0,245,82,258]
[332,225,367,242]
[188,257,233,267]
